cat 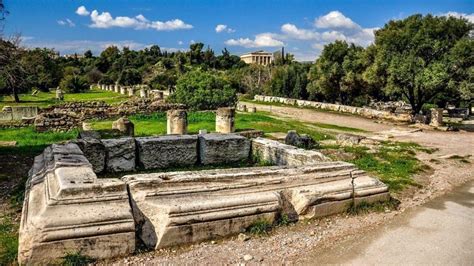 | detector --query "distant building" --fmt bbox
[240,50,273,66]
